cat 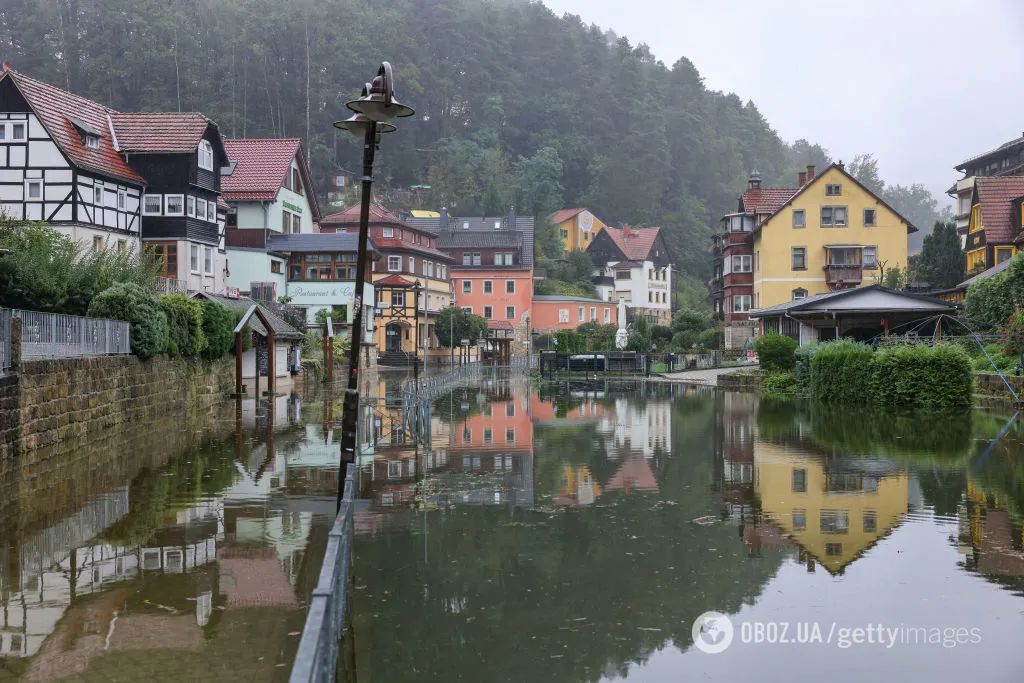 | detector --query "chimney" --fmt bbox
[439,206,449,232]
[806,165,815,182]
[837,160,845,170]
[798,171,807,187]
